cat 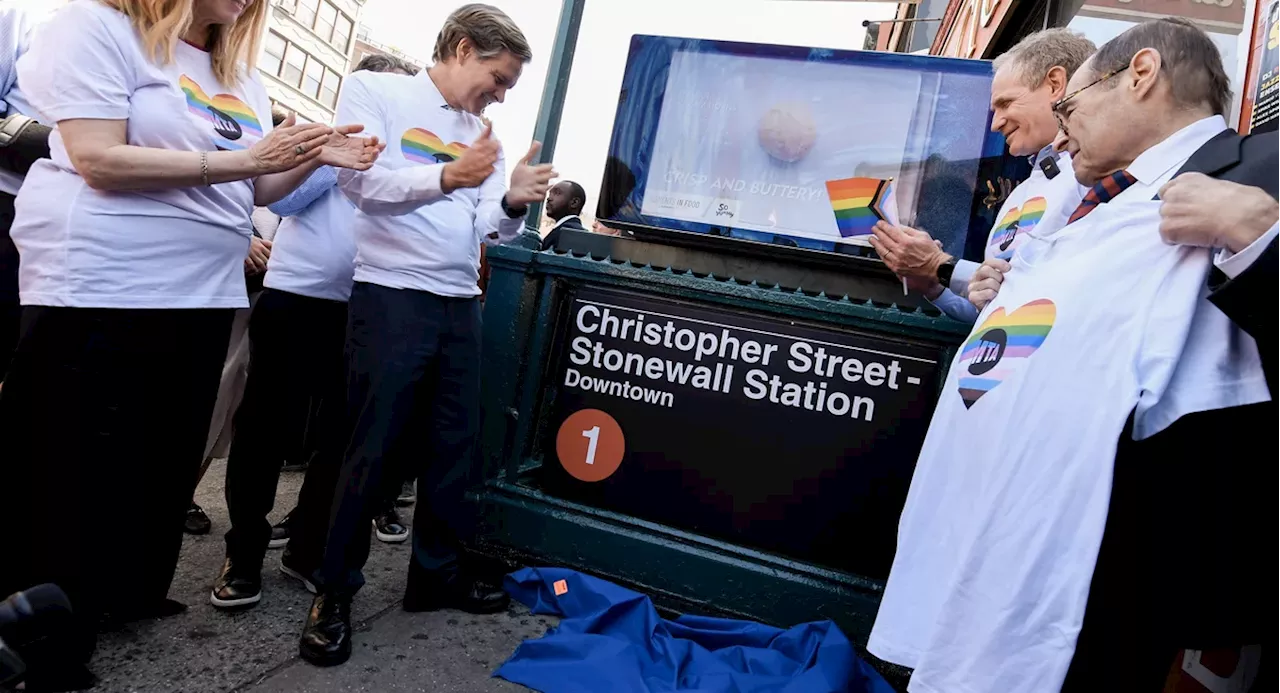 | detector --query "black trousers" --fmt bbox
[0,191,19,380]
[223,288,348,572]
[318,282,483,596]
[0,305,232,660]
